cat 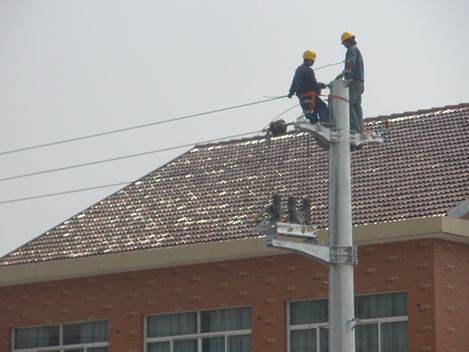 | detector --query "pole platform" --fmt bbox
[294,118,384,146]
[294,119,339,144]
